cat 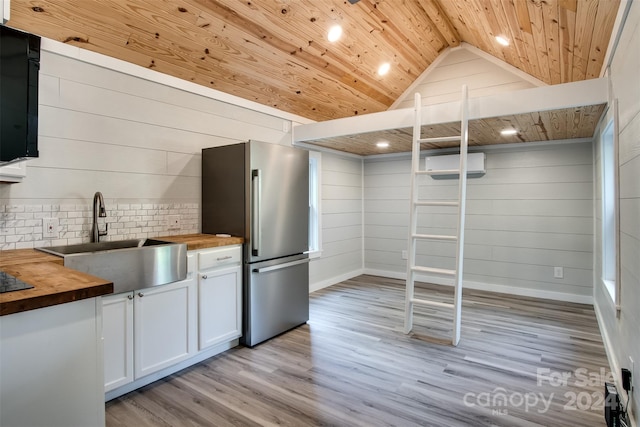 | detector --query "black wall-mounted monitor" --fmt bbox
[0,25,40,164]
